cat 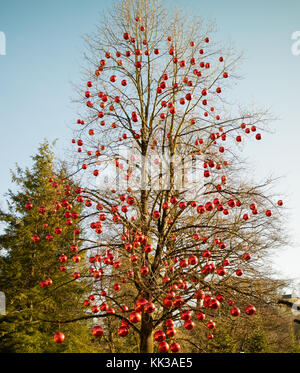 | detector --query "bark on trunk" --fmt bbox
[139,314,153,353]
